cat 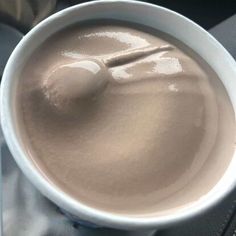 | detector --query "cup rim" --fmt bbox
[1,0,236,230]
